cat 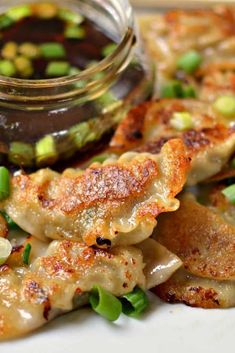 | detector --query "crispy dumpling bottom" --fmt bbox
[153,191,235,308]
